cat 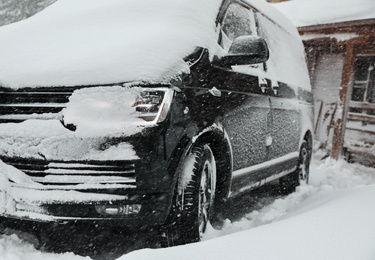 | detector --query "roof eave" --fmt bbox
[298,18,375,35]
